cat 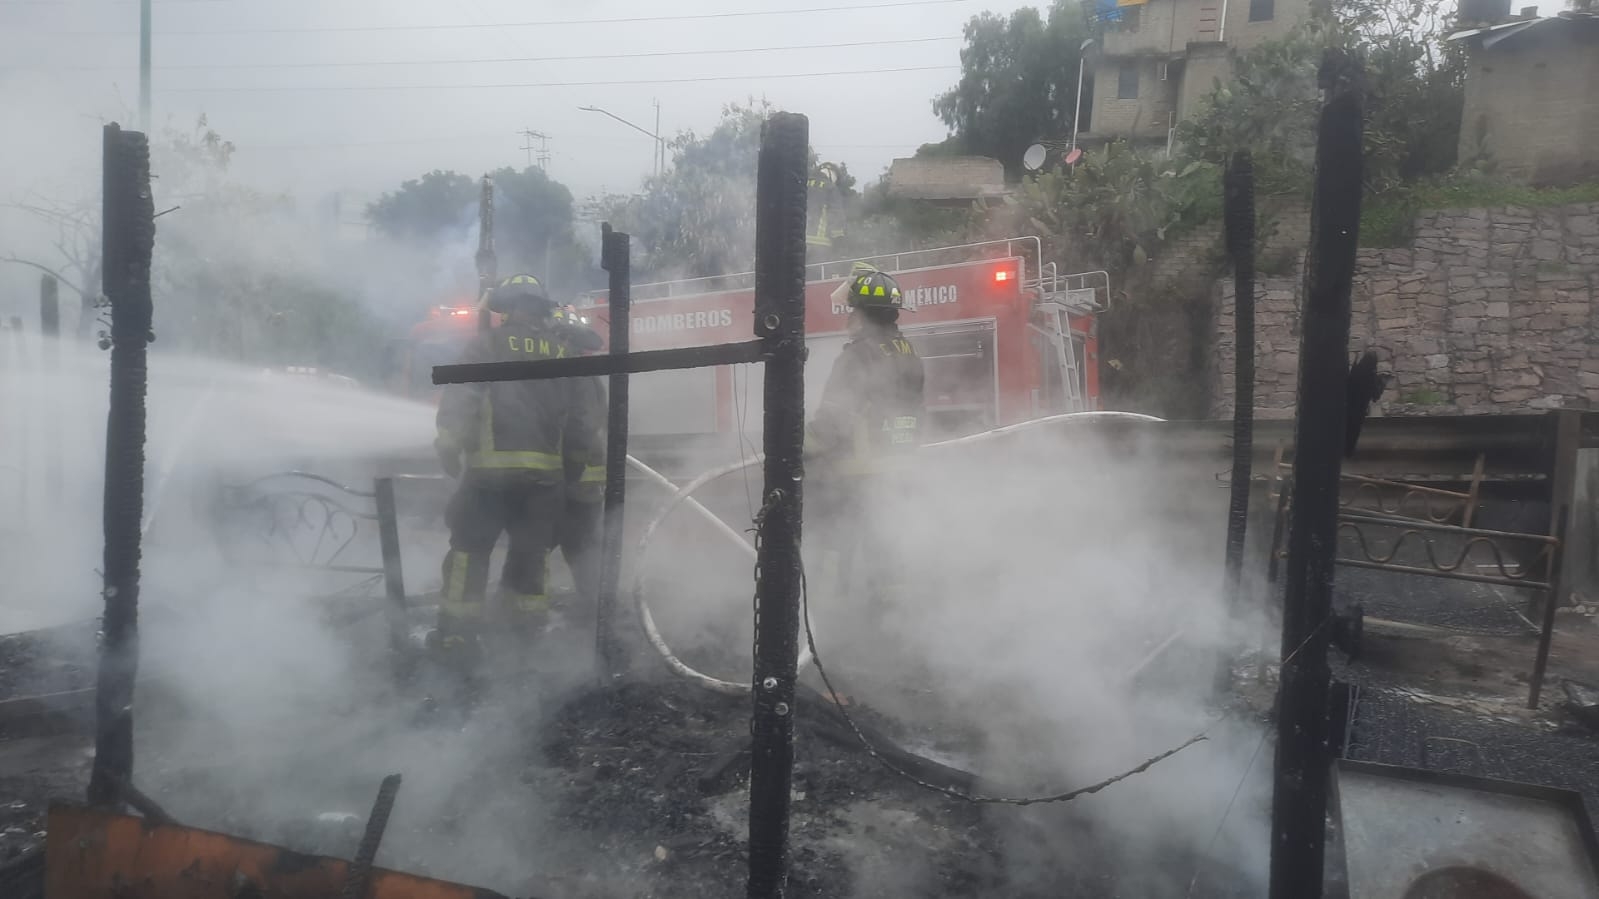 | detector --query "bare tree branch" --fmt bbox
[0,256,88,298]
